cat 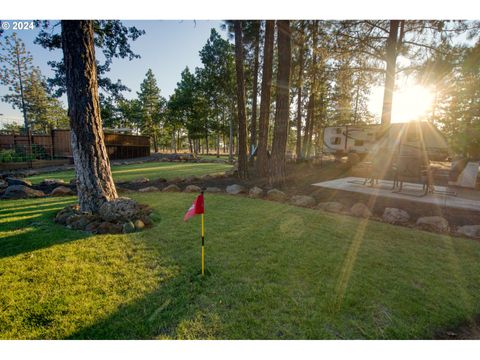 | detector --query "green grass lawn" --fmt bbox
[1,193,480,339]
[26,162,232,184]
